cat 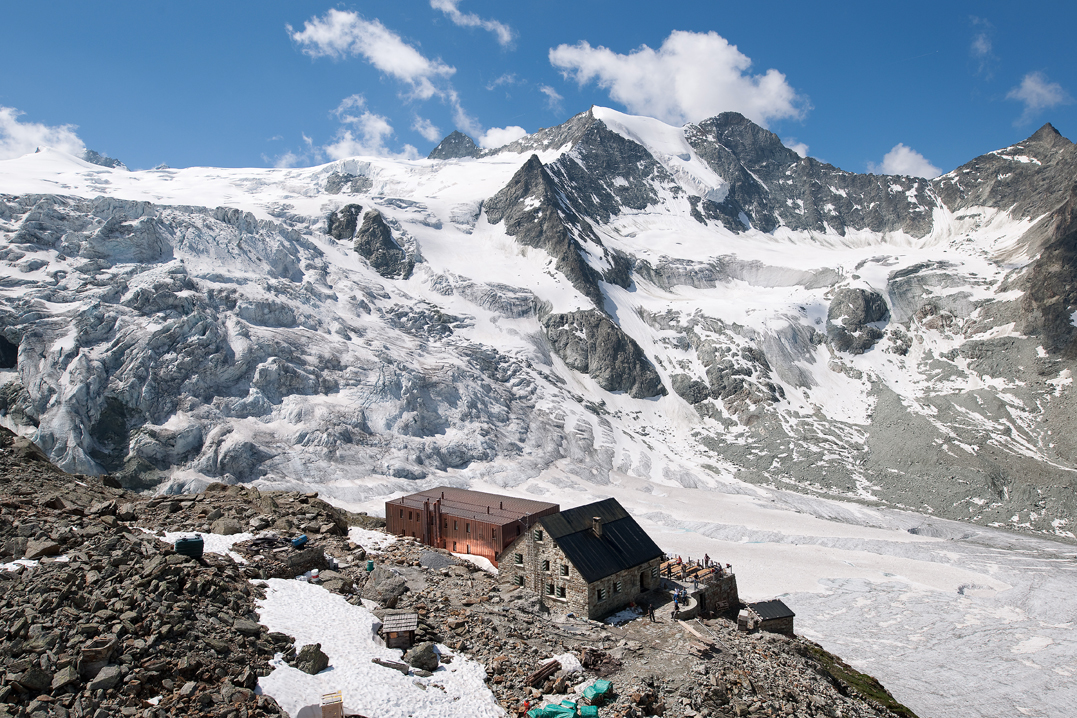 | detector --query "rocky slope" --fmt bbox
[0,107,1075,539]
[0,428,915,718]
